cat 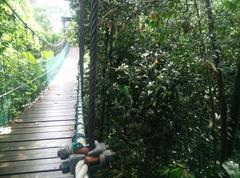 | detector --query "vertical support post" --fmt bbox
[87,0,98,150]
[75,0,87,150]
[79,0,85,96]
